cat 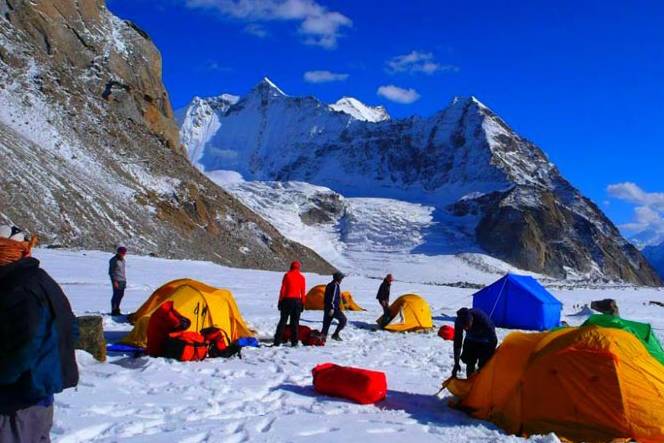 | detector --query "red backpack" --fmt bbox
[201,327,243,359]
[281,325,312,344]
[303,329,326,346]
[162,331,208,361]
